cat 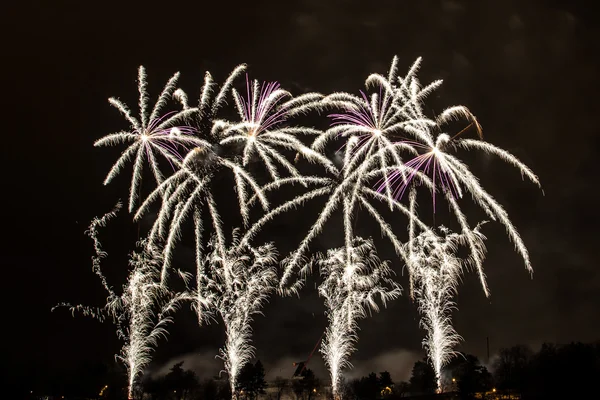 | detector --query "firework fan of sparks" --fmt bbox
[130,65,274,284]
[185,226,278,398]
[216,74,334,180]
[315,57,442,209]
[53,203,186,399]
[241,134,428,294]
[316,237,401,399]
[406,190,488,391]
[346,56,542,297]
[239,58,439,294]
[95,67,205,212]
[133,68,333,286]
